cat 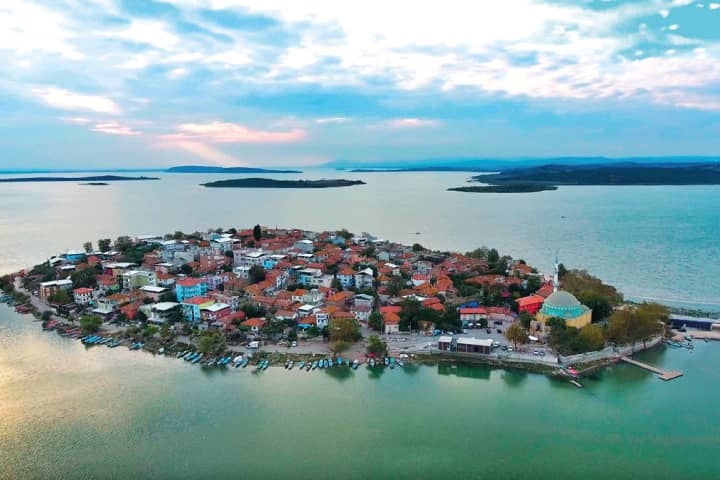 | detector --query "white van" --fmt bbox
[248,341,260,349]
